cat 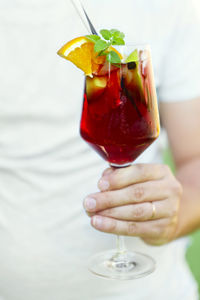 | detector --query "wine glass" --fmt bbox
[80,45,160,280]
